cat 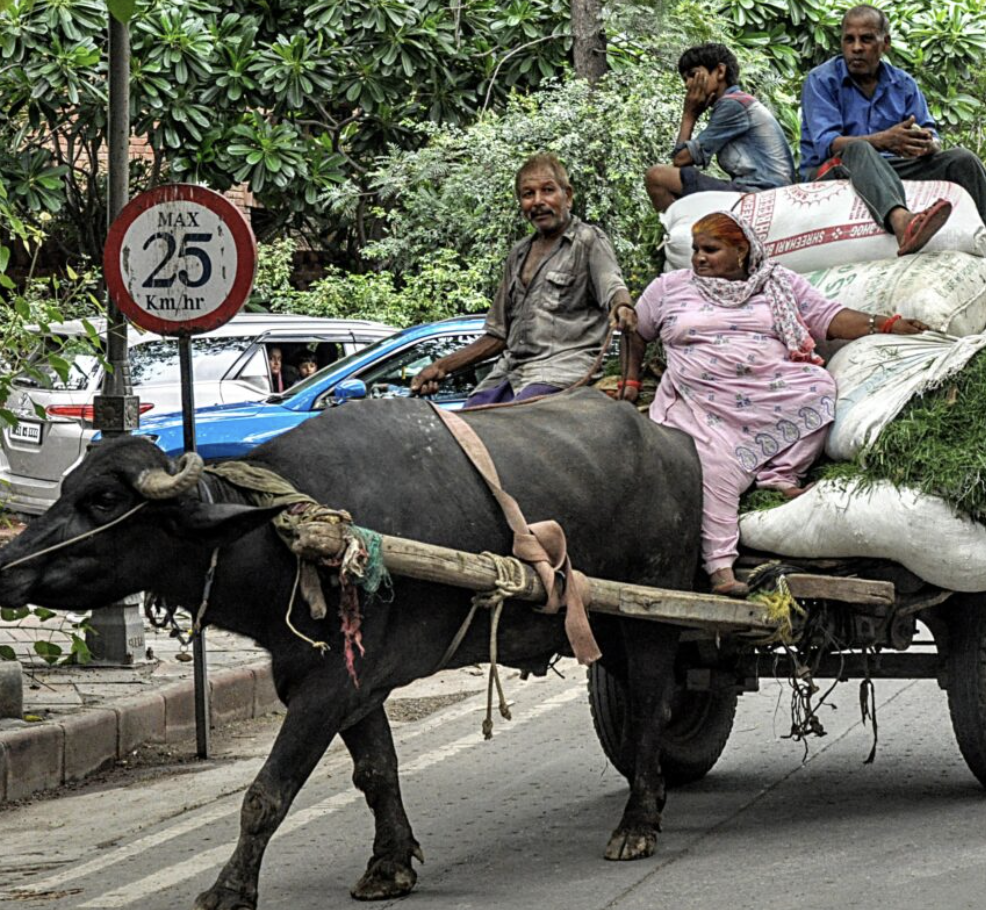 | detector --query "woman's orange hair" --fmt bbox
[692,212,748,250]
